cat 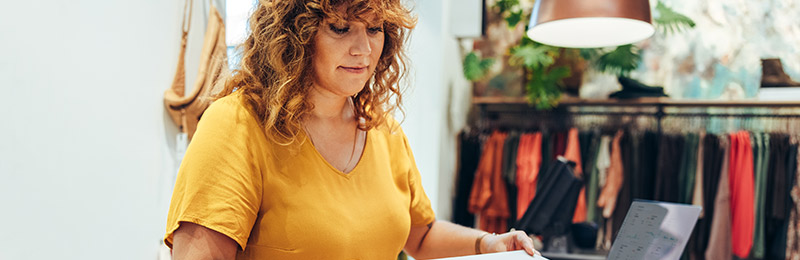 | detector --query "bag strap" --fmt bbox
[184,0,218,33]
[170,0,193,97]
[182,0,193,38]
[174,0,216,96]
